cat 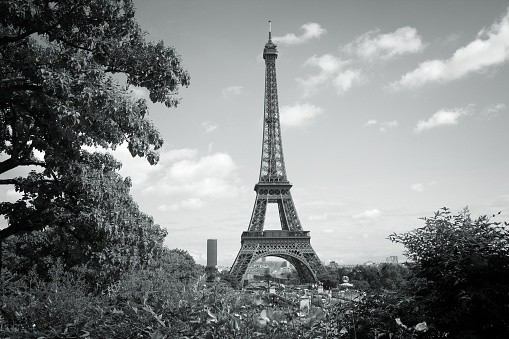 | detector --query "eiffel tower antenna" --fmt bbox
[229,23,326,287]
